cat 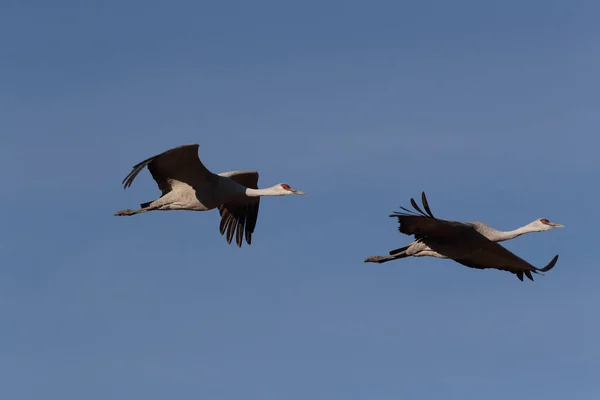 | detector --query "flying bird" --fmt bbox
[364,192,563,281]
[115,144,306,247]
